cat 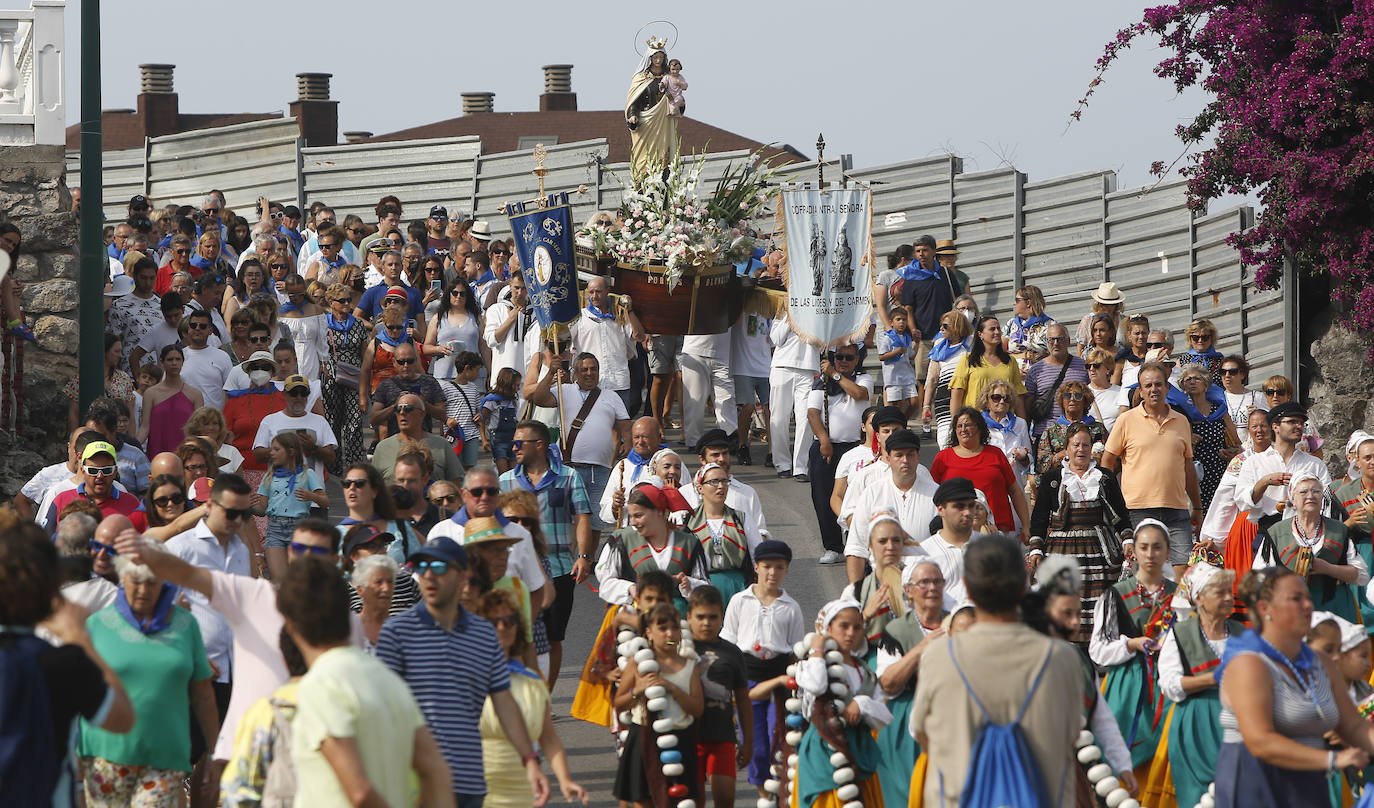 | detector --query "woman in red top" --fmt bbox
[931,406,1030,540]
